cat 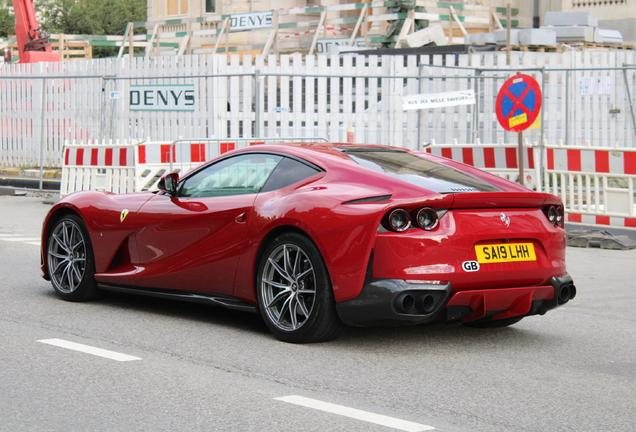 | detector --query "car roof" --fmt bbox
[229,142,409,166]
